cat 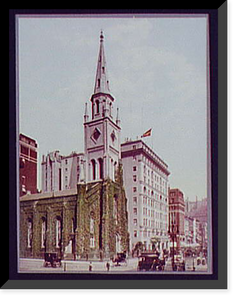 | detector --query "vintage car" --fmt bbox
[137,253,165,271]
[43,252,62,268]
